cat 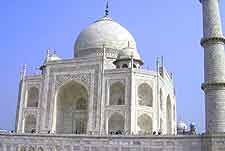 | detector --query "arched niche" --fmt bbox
[108,112,125,134]
[160,89,163,110]
[138,83,153,107]
[38,147,44,151]
[19,146,26,151]
[24,114,37,133]
[56,81,88,134]
[28,146,35,151]
[166,95,172,134]
[27,87,39,107]
[137,114,152,135]
[109,82,125,105]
